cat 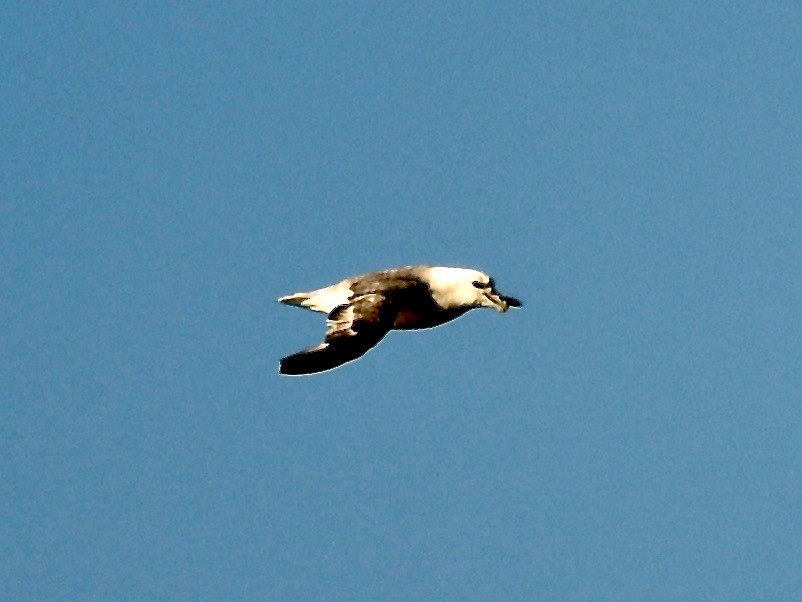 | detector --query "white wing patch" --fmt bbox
[326,303,357,337]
